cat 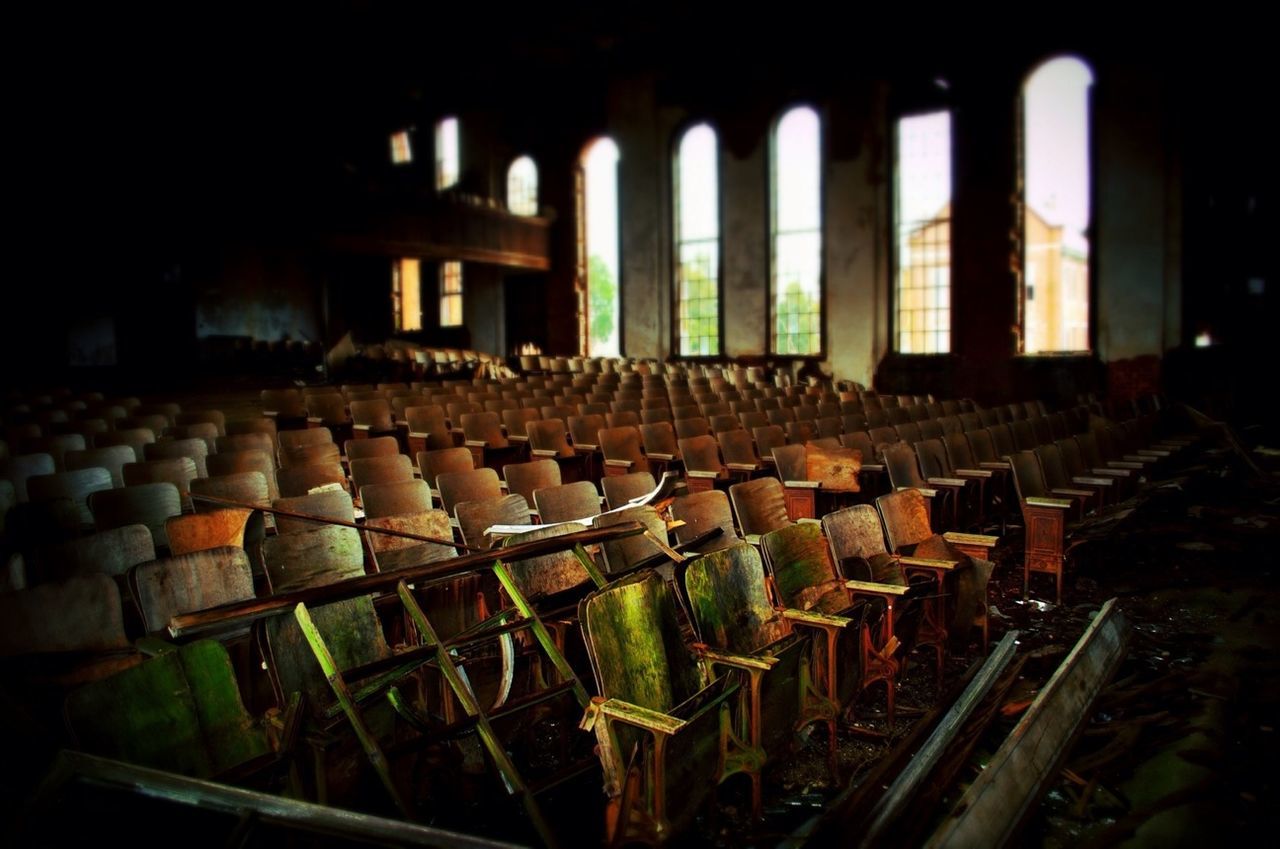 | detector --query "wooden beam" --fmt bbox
[27,751,522,848]
[858,629,1021,849]
[924,599,1130,849]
